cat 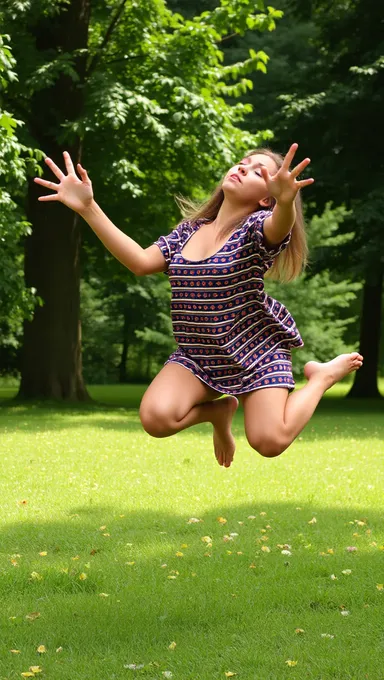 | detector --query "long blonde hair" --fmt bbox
[175,147,308,282]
